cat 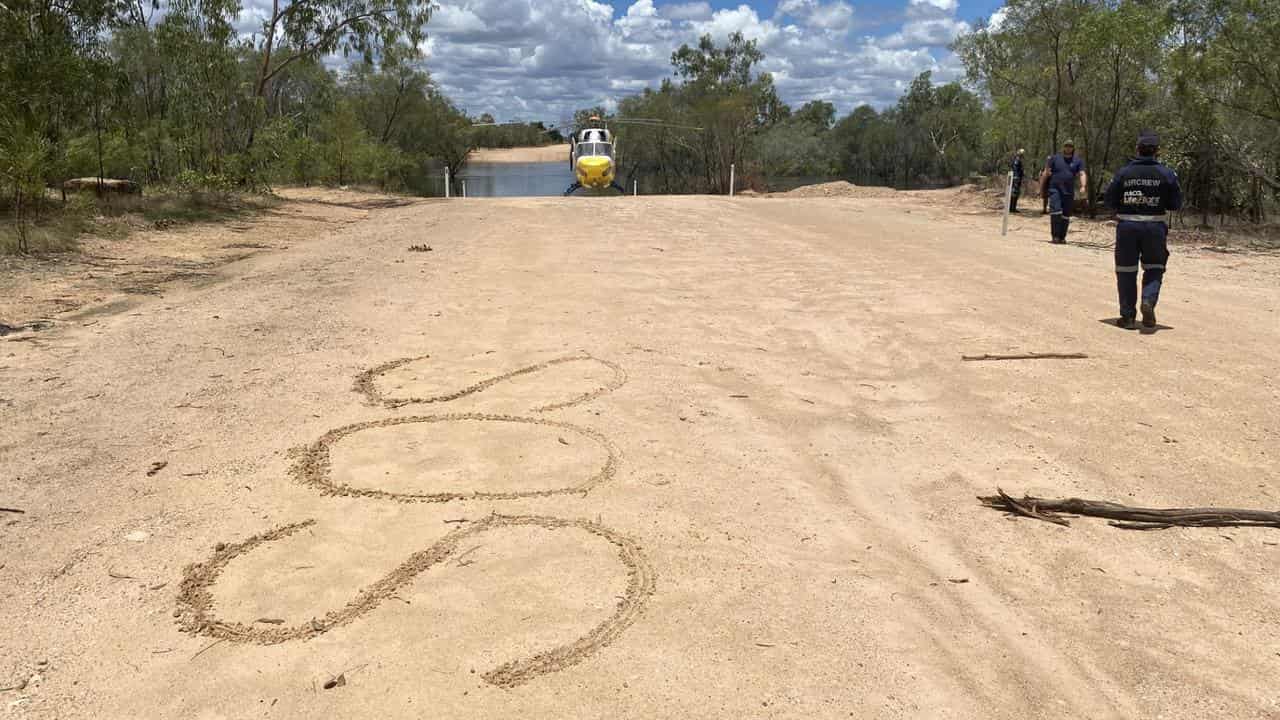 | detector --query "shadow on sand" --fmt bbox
[1097,318,1175,335]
